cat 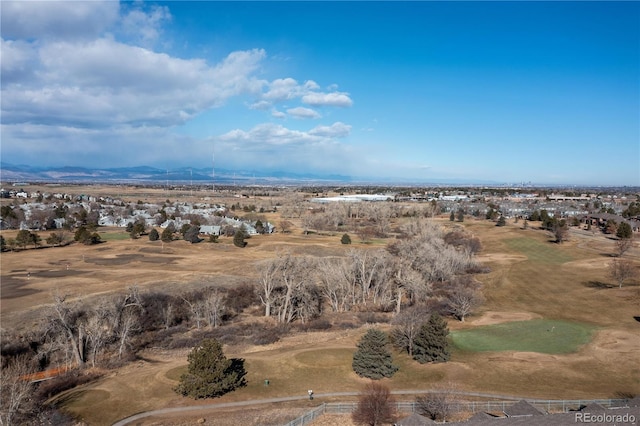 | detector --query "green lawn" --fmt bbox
[505,237,573,264]
[451,319,595,354]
